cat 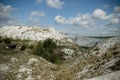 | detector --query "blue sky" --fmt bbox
[0,0,120,36]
